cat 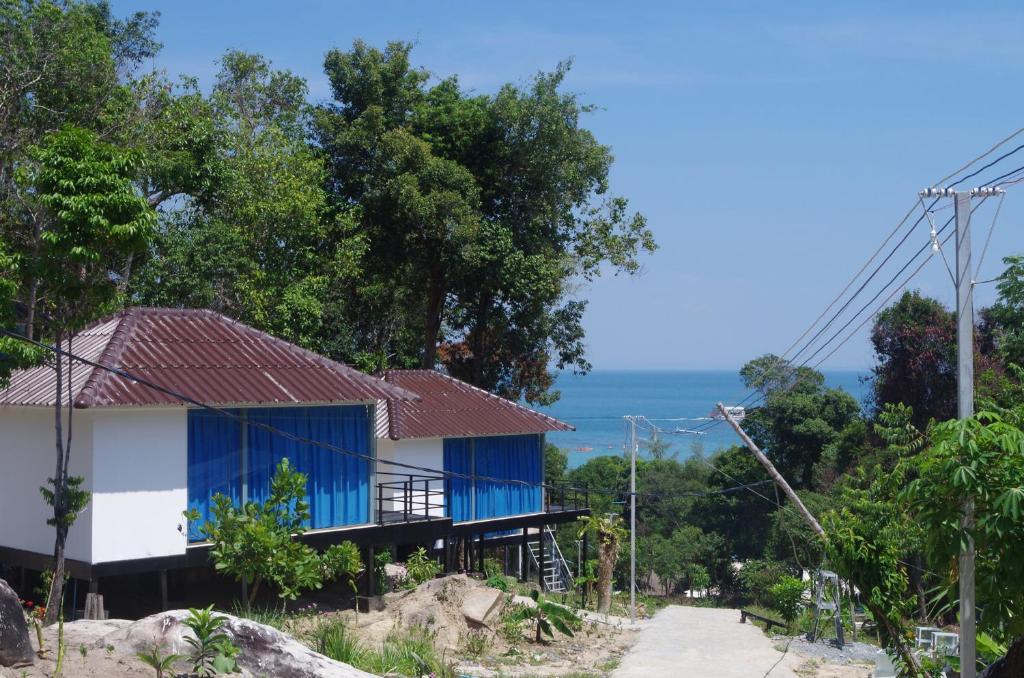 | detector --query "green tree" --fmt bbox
[544,443,568,486]
[189,458,363,604]
[741,356,861,488]
[986,254,1024,369]
[132,51,364,357]
[869,291,957,429]
[315,41,654,403]
[567,454,629,515]
[904,408,1024,658]
[15,125,155,623]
